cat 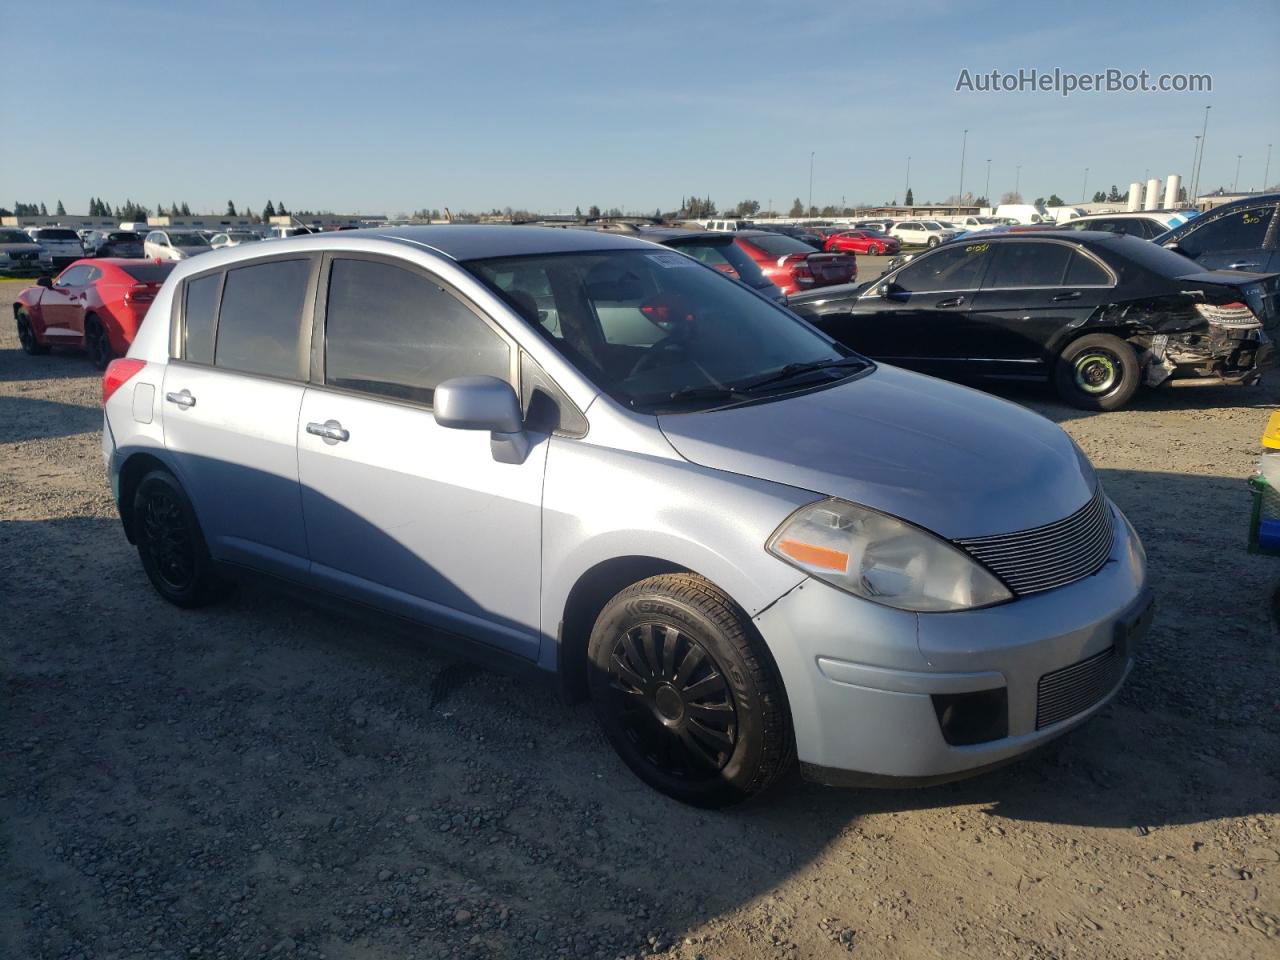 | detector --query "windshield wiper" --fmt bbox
[734,356,869,393]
